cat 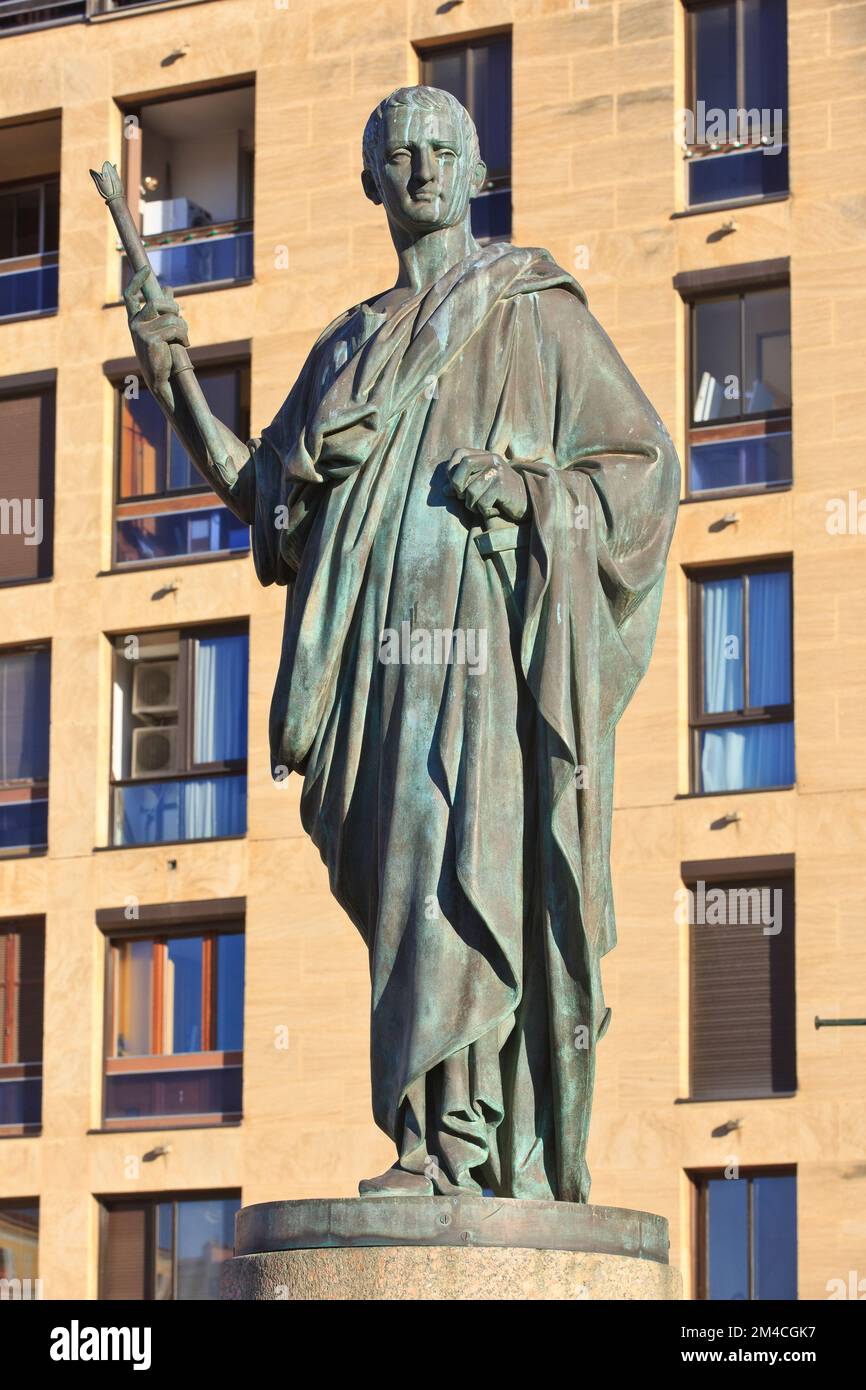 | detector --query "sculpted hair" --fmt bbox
[362,85,481,173]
